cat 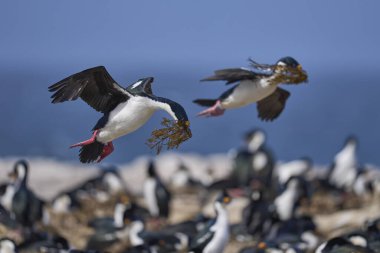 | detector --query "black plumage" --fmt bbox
[256,87,290,121]
[10,160,44,229]
[145,161,172,219]
[201,68,269,85]
[194,57,307,120]
[189,219,216,253]
[48,66,130,113]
